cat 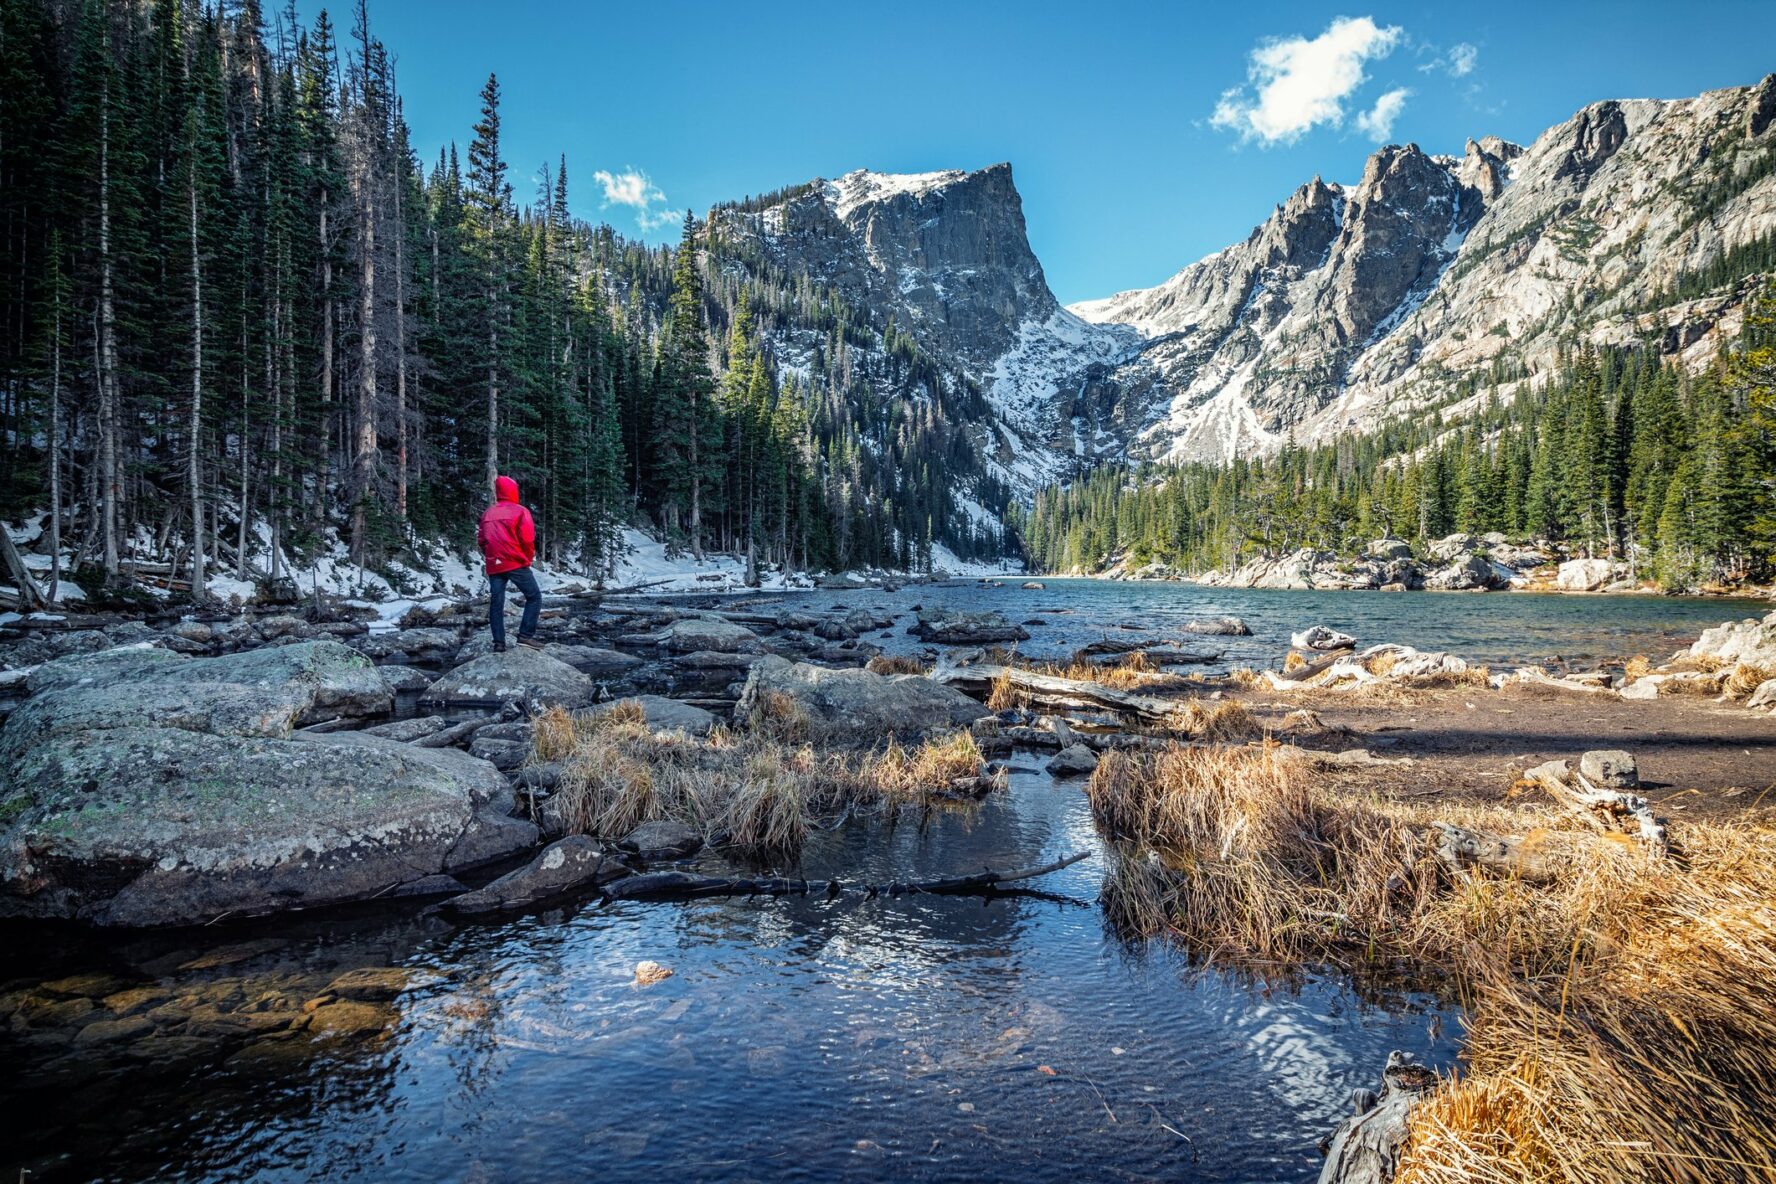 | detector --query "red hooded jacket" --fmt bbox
[479,476,536,576]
